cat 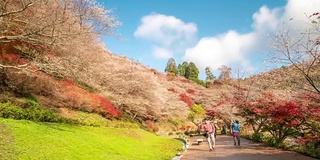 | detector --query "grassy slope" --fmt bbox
[0,118,181,160]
